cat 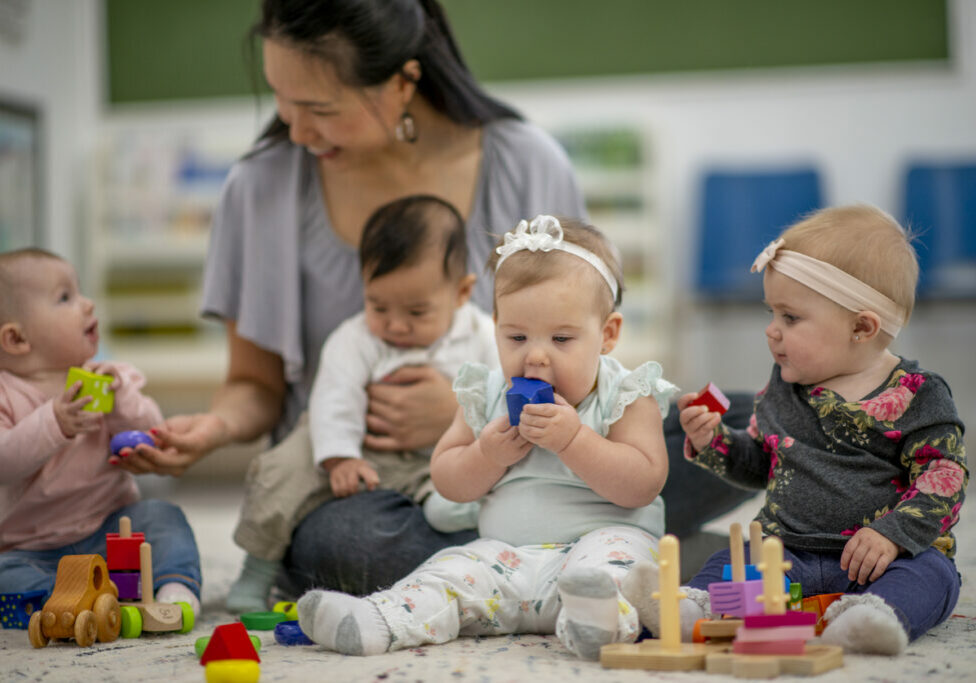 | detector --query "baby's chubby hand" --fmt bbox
[840,527,901,584]
[677,391,723,453]
[479,415,532,468]
[518,394,581,454]
[86,361,124,394]
[54,381,103,438]
[322,457,380,497]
